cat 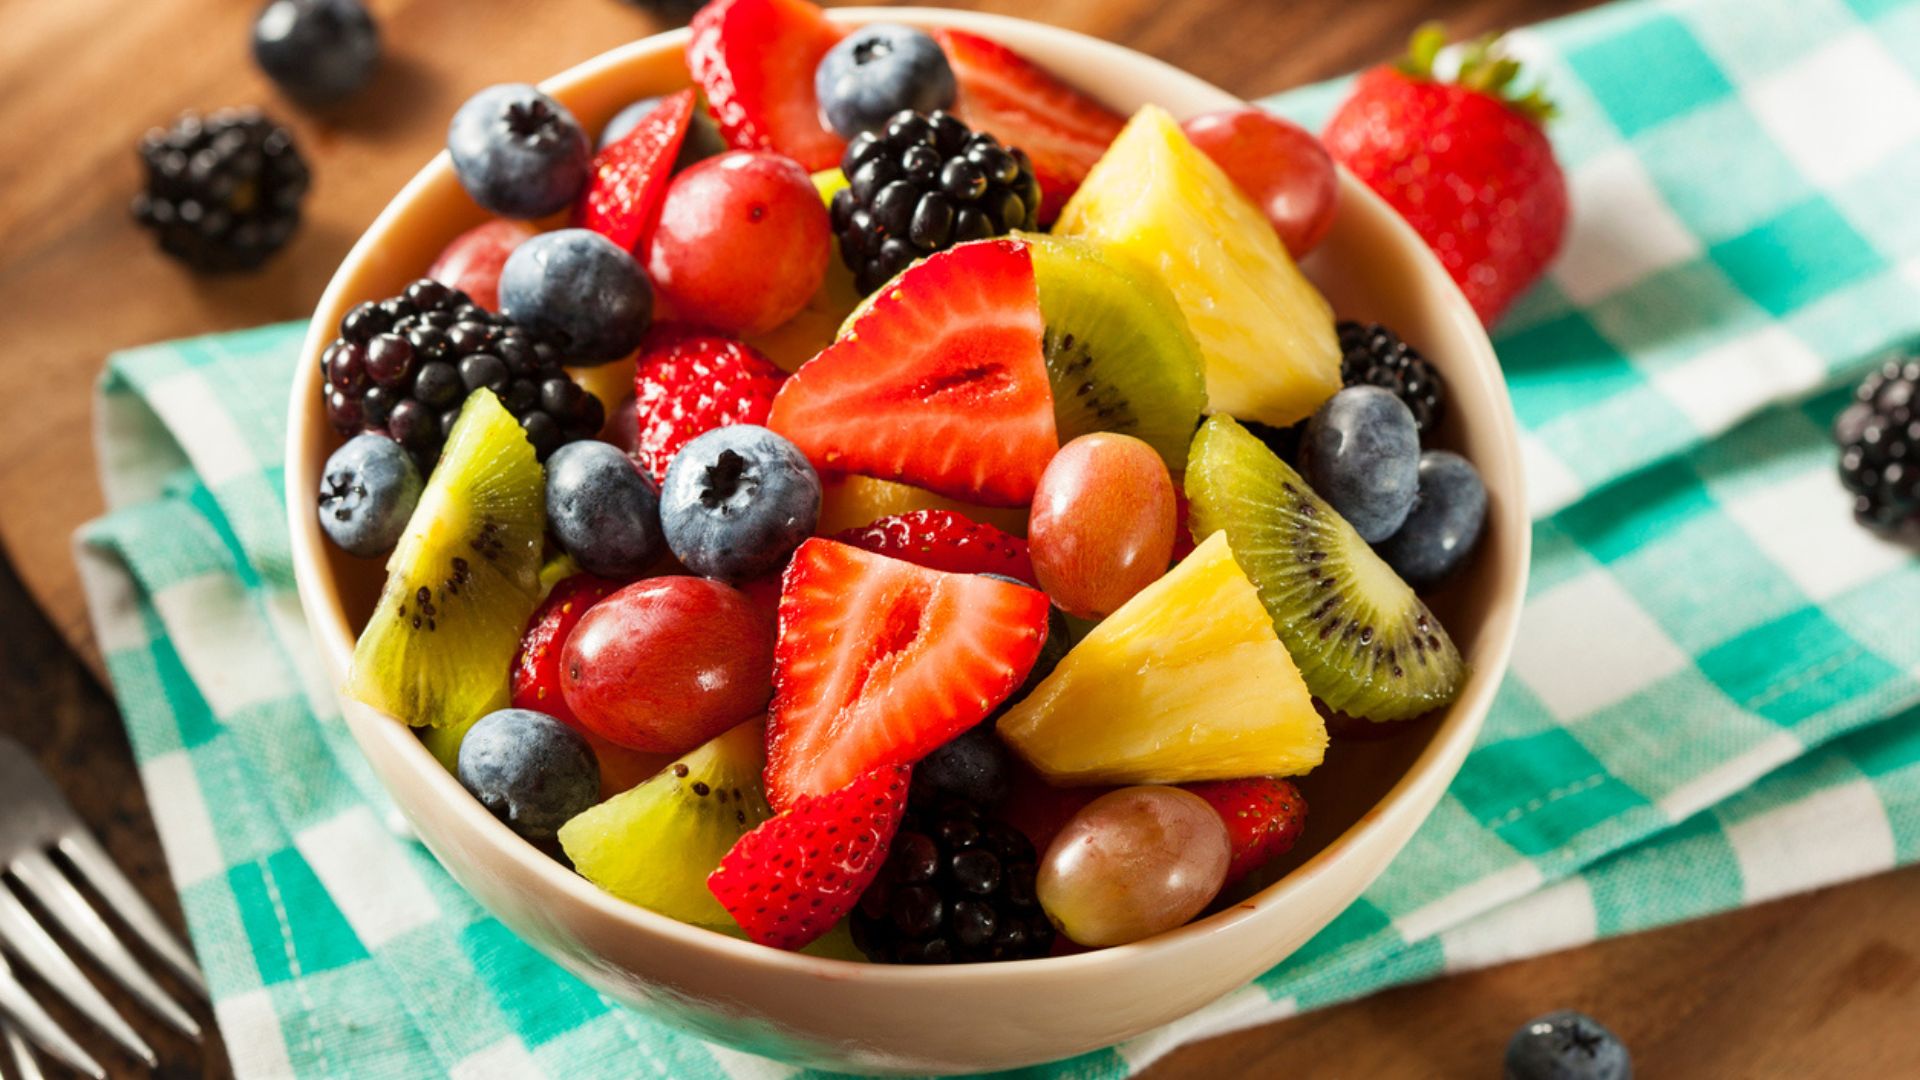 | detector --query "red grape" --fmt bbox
[560,576,774,754]
[1027,433,1176,619]
[647,151,830,336]
[427,219,537,311]
[1183,110,1338,257]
